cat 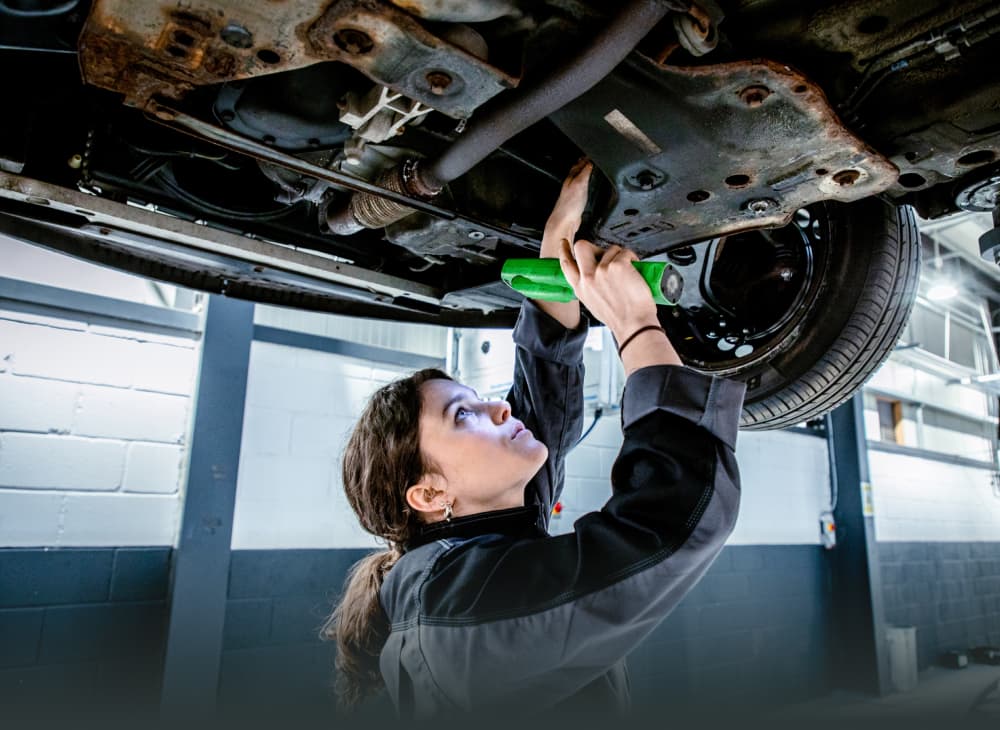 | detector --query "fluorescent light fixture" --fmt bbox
[926,282,958,301]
